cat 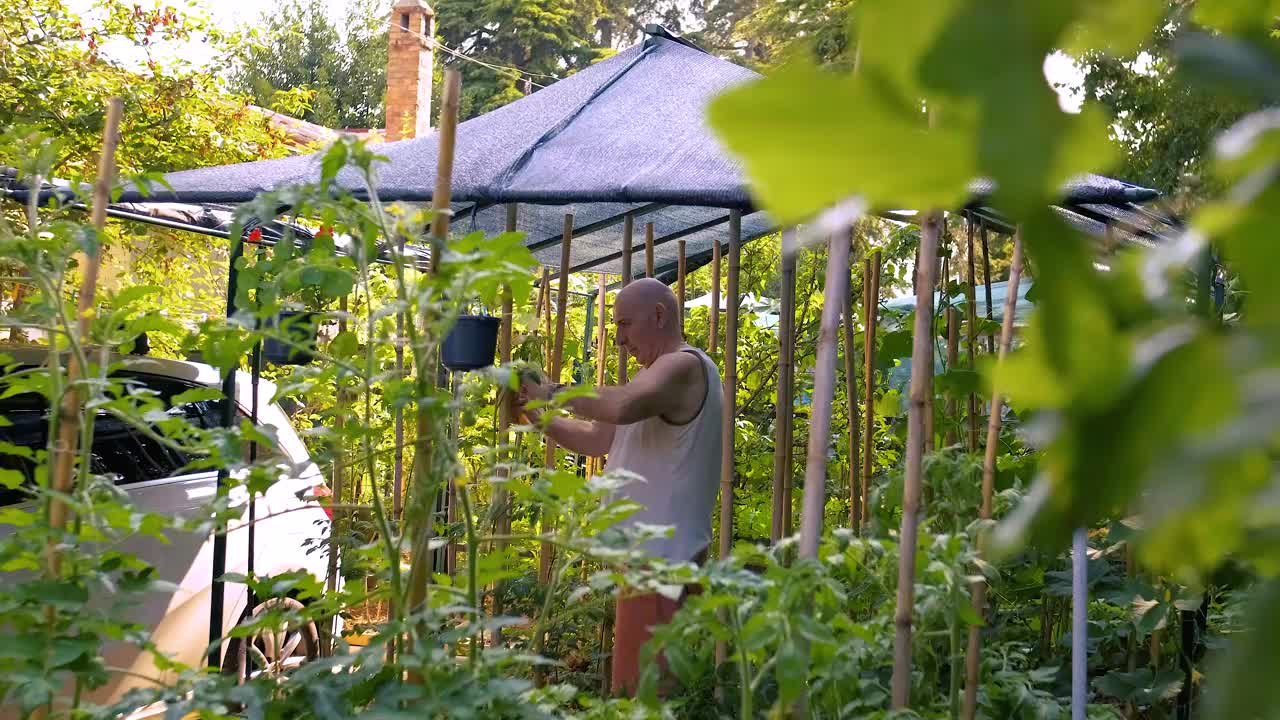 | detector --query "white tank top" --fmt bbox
[603,345,723,562]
